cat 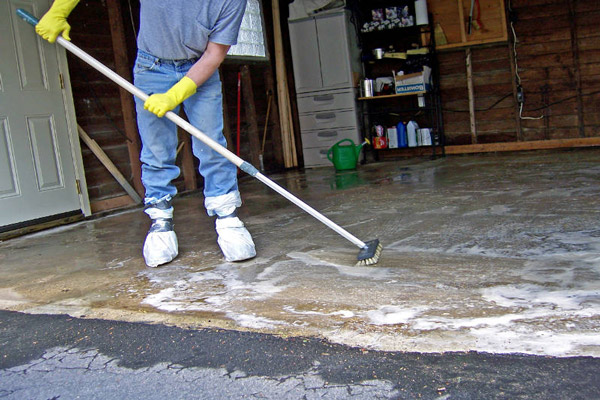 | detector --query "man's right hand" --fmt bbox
[35,0,79,43]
